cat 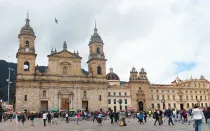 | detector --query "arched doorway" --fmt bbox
[138,101,143,111]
